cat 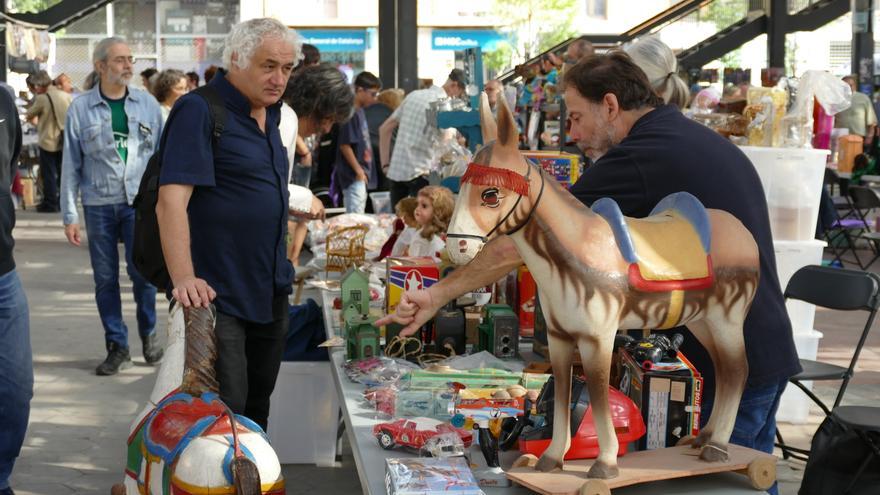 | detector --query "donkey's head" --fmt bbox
[446,92,542,265]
